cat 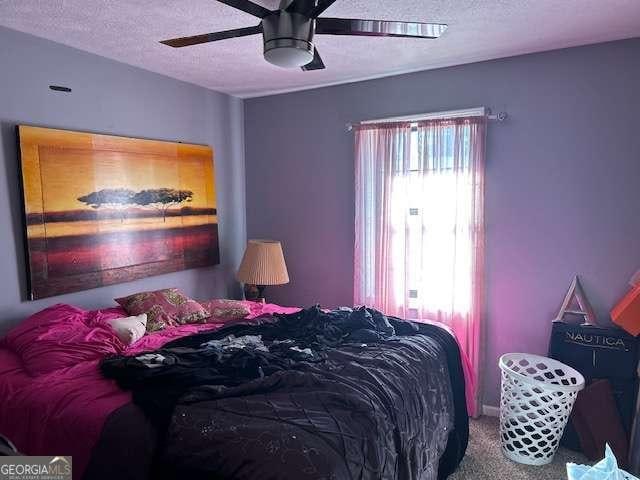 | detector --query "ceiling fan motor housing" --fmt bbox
[262,11,315,68]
